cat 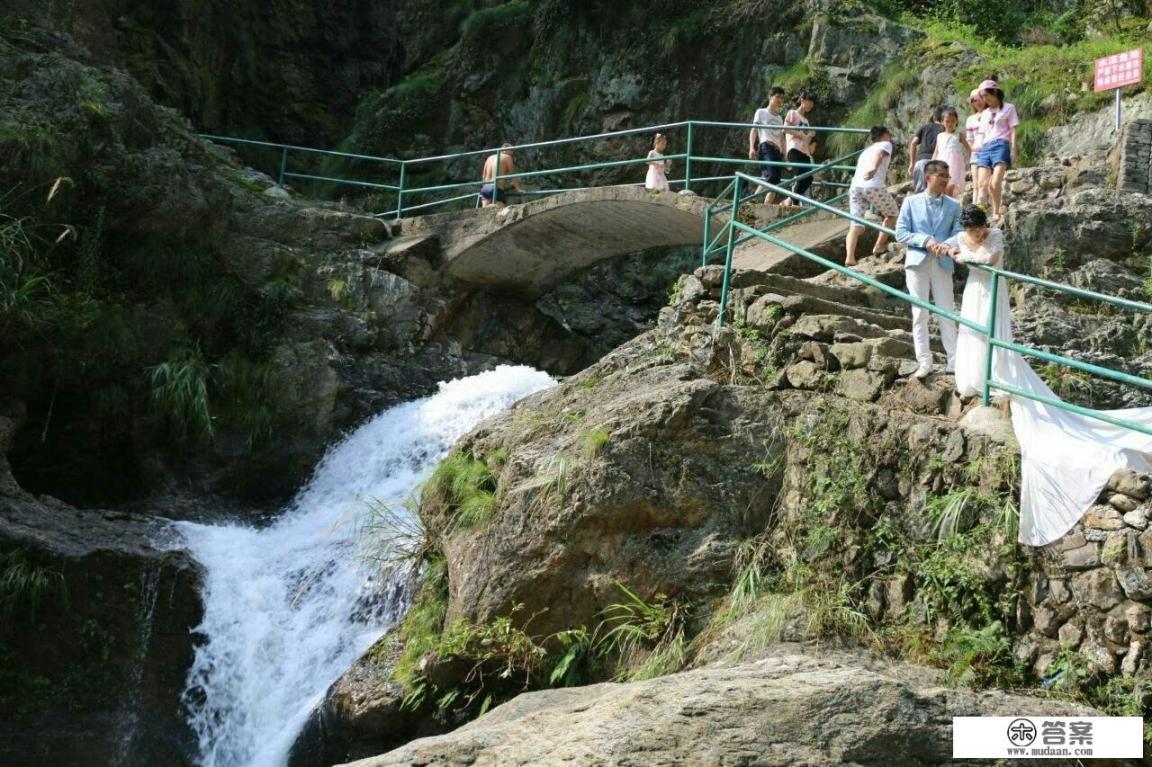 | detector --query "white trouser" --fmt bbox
[905,258,957,369]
